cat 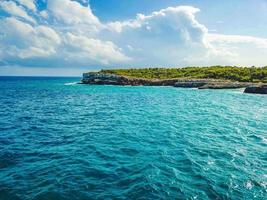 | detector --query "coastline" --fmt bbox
[81,72,267,94]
